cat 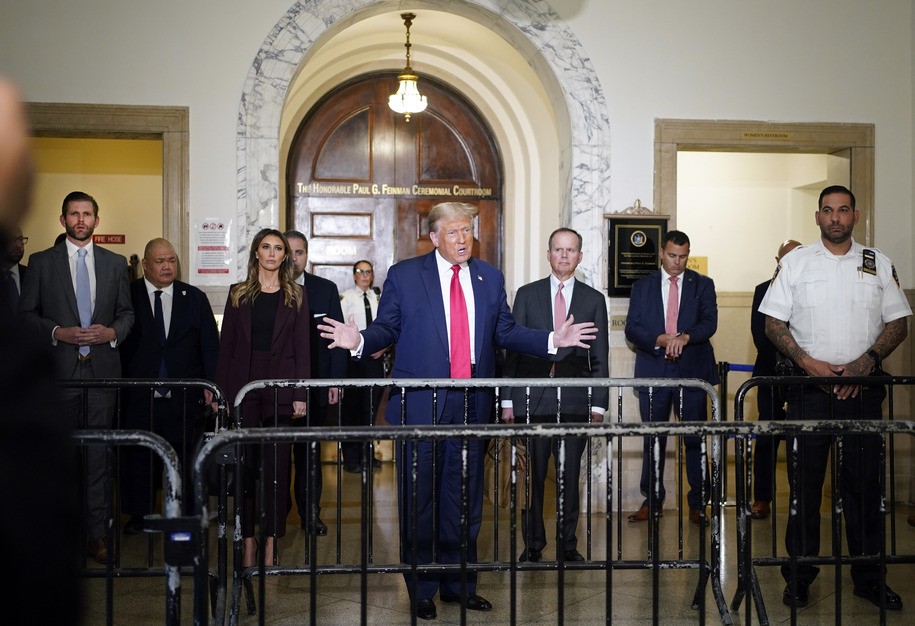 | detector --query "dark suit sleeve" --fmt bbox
[326,285,347,378]
[110,258,134,344]
[624,278,660,353]
[587,289,610,408]
[215,290,239,401]
[682,275,717,343]
[751,282,768,354]
[293,286,311,401]
[197,291,220,381]
[17,251,55,340]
